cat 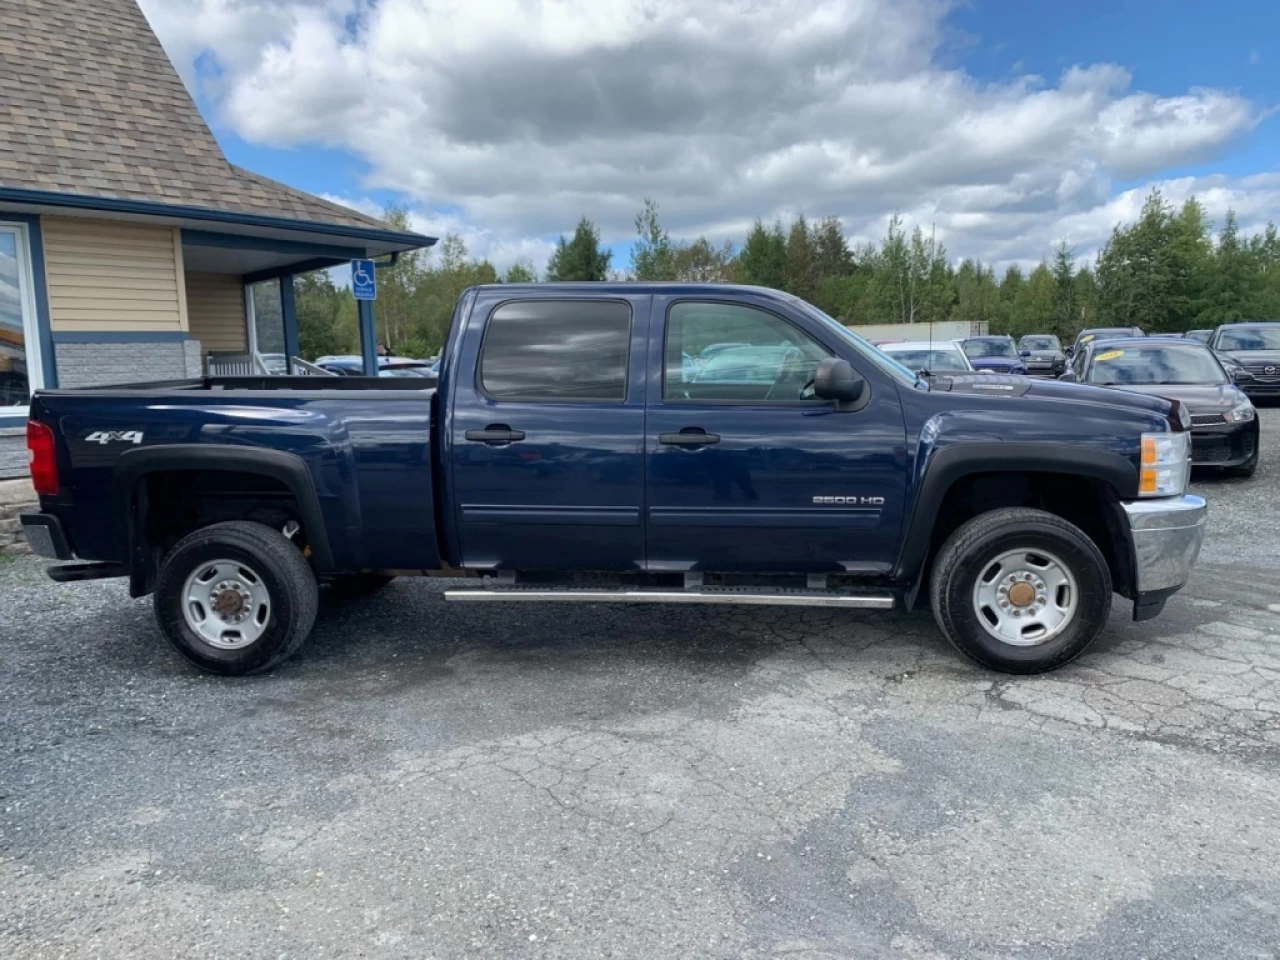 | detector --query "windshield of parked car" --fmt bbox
[1216,327,1280,351]
[1020,336,1059,351]
[1085,345,1227,385]
[962,339,1016,359]
[883,348,970,372]
[1077,328,1137,347]
[378,364,435,378]
[1185,330,1212,343]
